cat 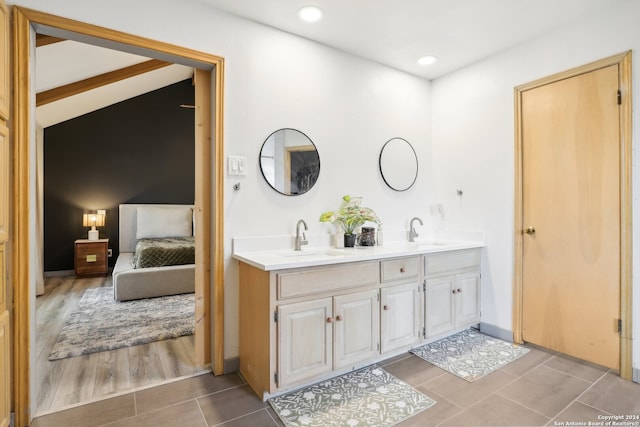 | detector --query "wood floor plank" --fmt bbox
[35,275,197,415]
[156,336,198,378]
